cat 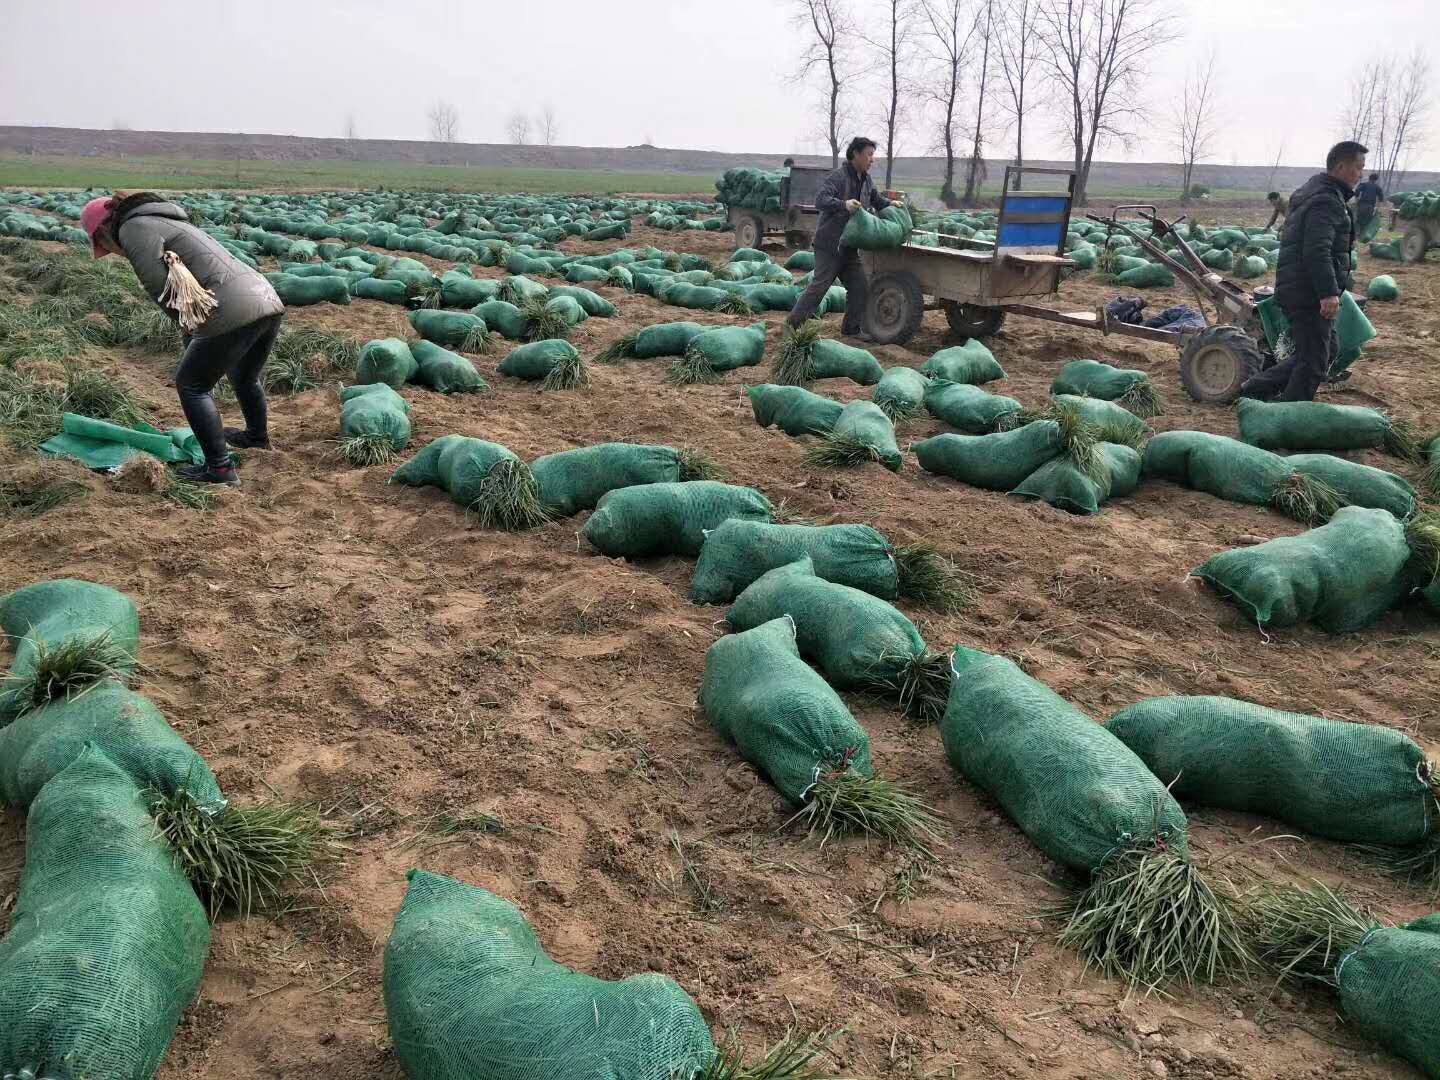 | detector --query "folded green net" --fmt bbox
[40,414,204,471]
